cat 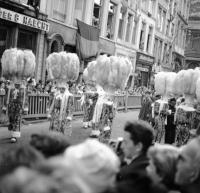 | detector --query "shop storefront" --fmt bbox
[135,52,154,87]
[0,2,49,80]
